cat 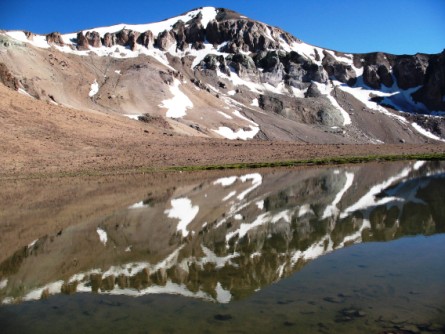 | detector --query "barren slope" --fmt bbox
[0,84,443,178]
